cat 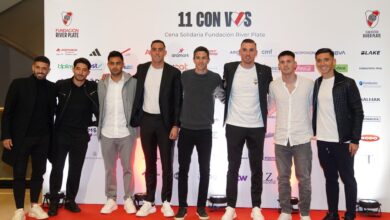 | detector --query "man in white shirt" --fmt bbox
[268,51,313,220]
[313,48,363,220]
[221,39,272,220]
[130,40,181,217]
[97,51,138,215]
